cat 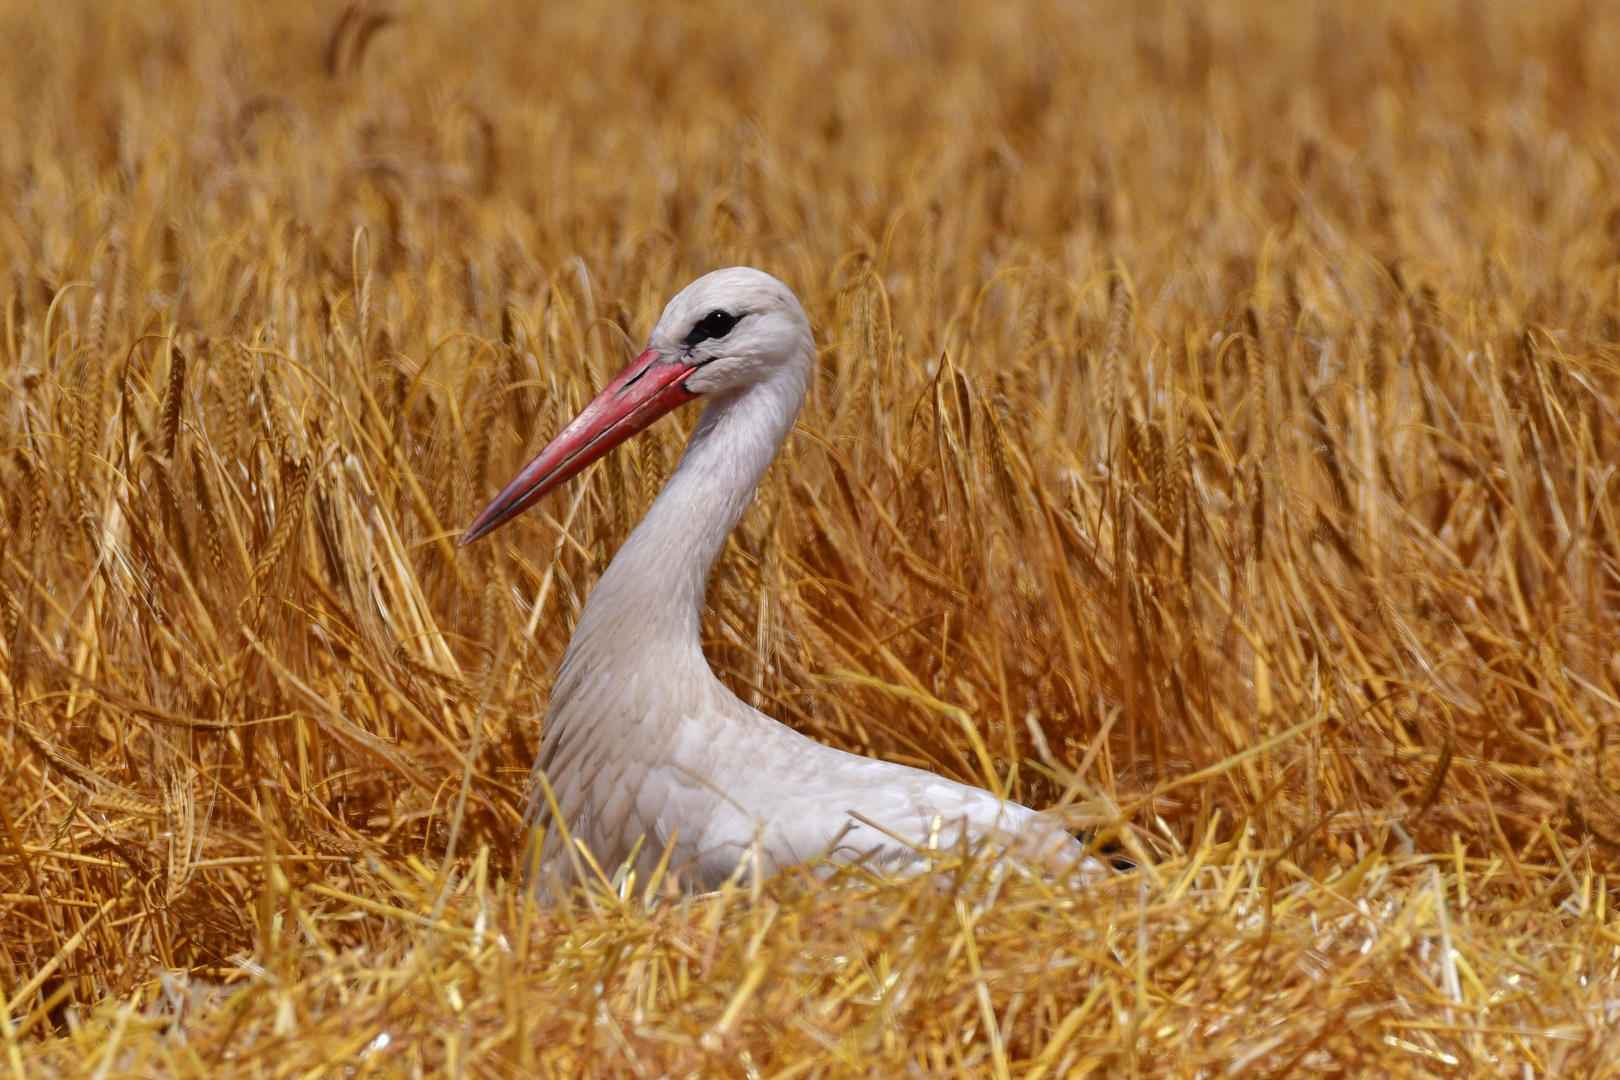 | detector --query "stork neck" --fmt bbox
[569,371,805,673]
